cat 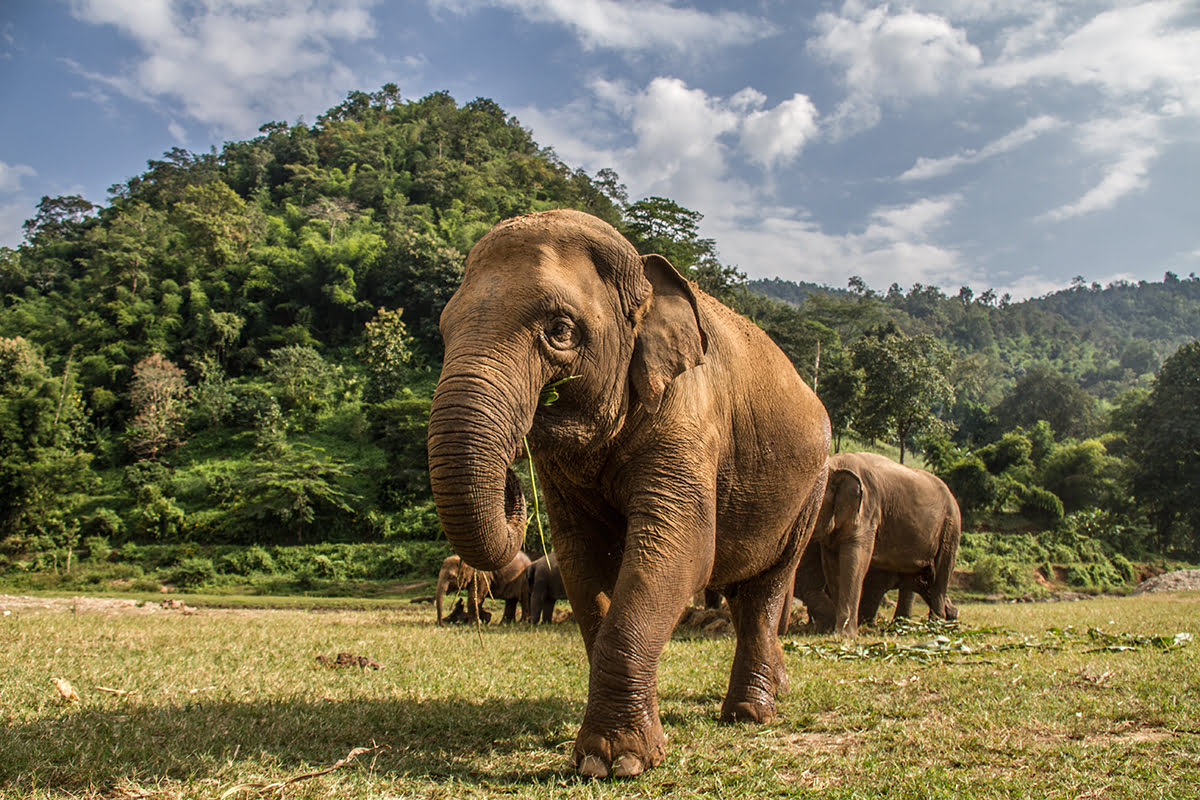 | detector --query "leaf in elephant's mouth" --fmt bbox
[539,374,579,406]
